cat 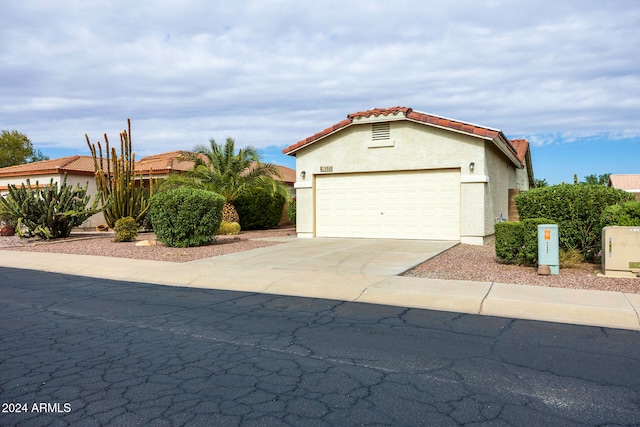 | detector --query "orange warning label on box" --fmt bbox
[544,229,551,240]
